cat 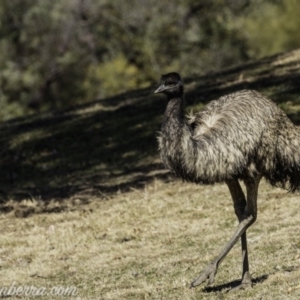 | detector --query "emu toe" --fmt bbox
[190,263,218,288]
[230,272,252,291]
